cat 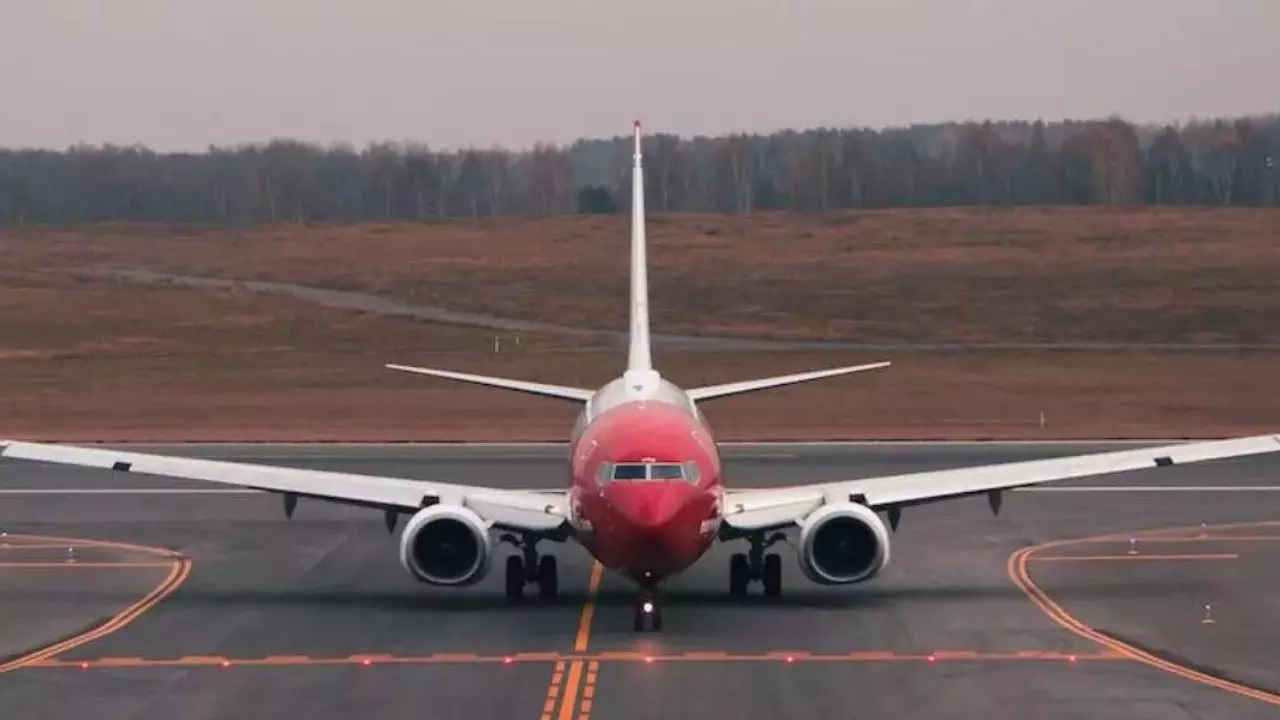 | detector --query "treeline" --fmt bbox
[0,114,1277,225]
